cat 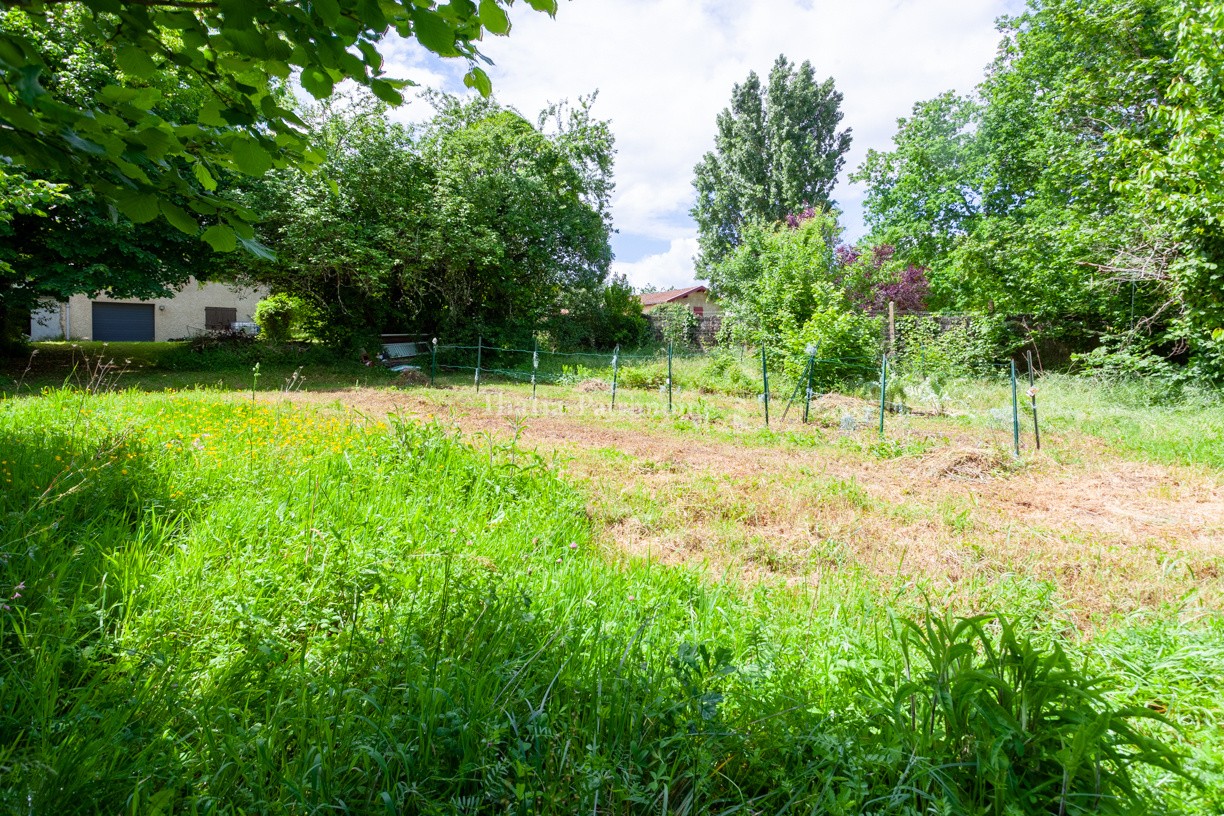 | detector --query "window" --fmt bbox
[205,307,237,331]
[693,306,704,317]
